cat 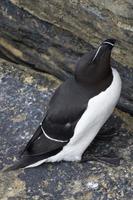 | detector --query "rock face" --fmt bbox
[0,0,93,80]
[0,2,133,199]
[0,0,133,115]
[0,59,133,199]
[10,0,133,68]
